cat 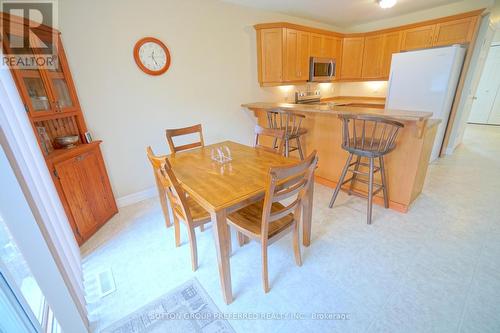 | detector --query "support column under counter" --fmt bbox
[244,104,439,213]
